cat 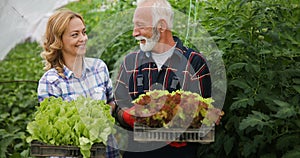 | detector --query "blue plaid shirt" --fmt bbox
[38,57,119,158]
